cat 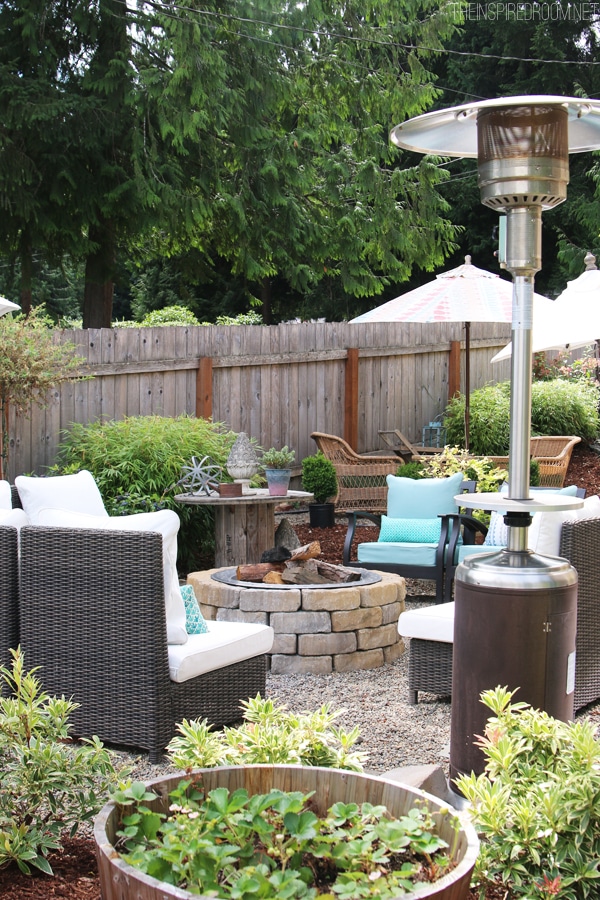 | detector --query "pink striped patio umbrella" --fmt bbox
[351,256,553,448]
